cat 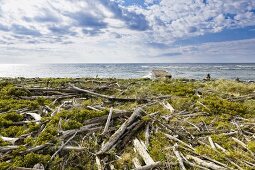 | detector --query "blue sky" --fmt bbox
[0,0,254,63]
